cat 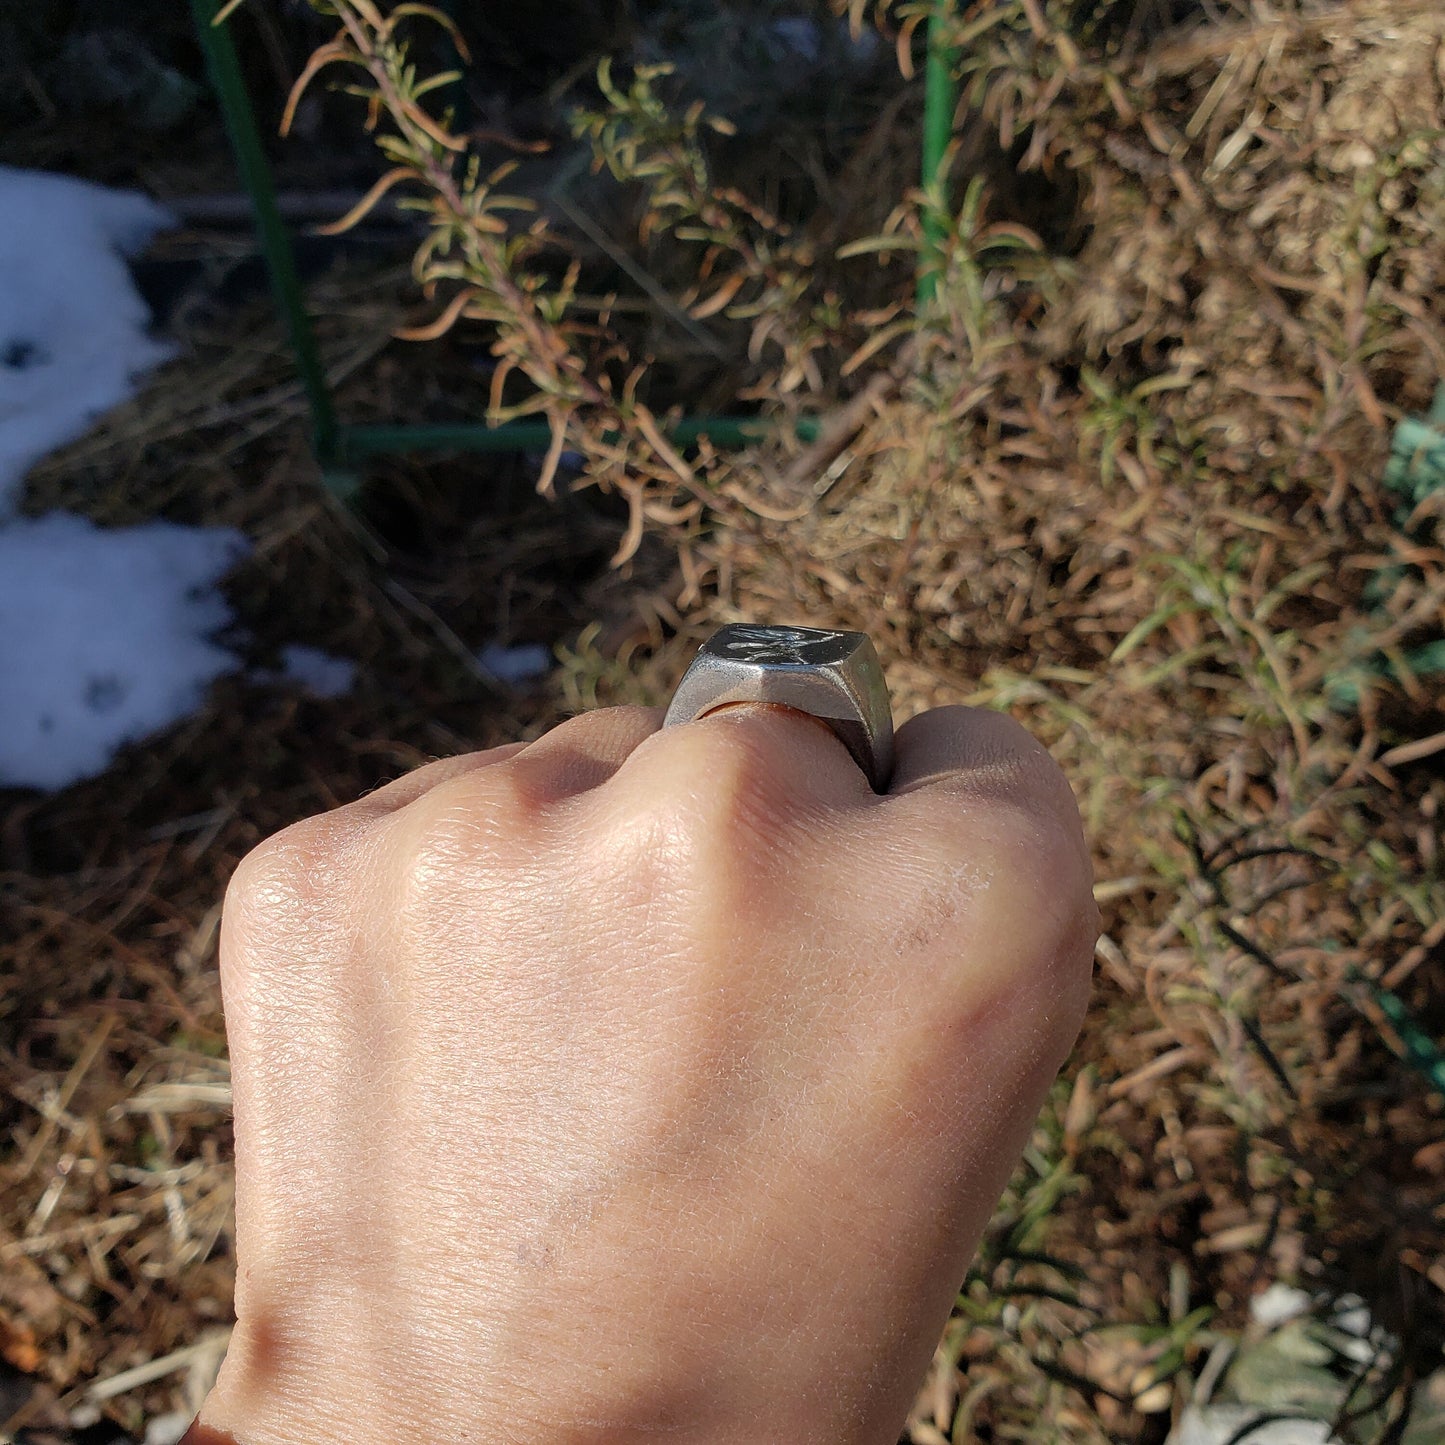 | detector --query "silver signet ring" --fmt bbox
[662,623,894,793]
